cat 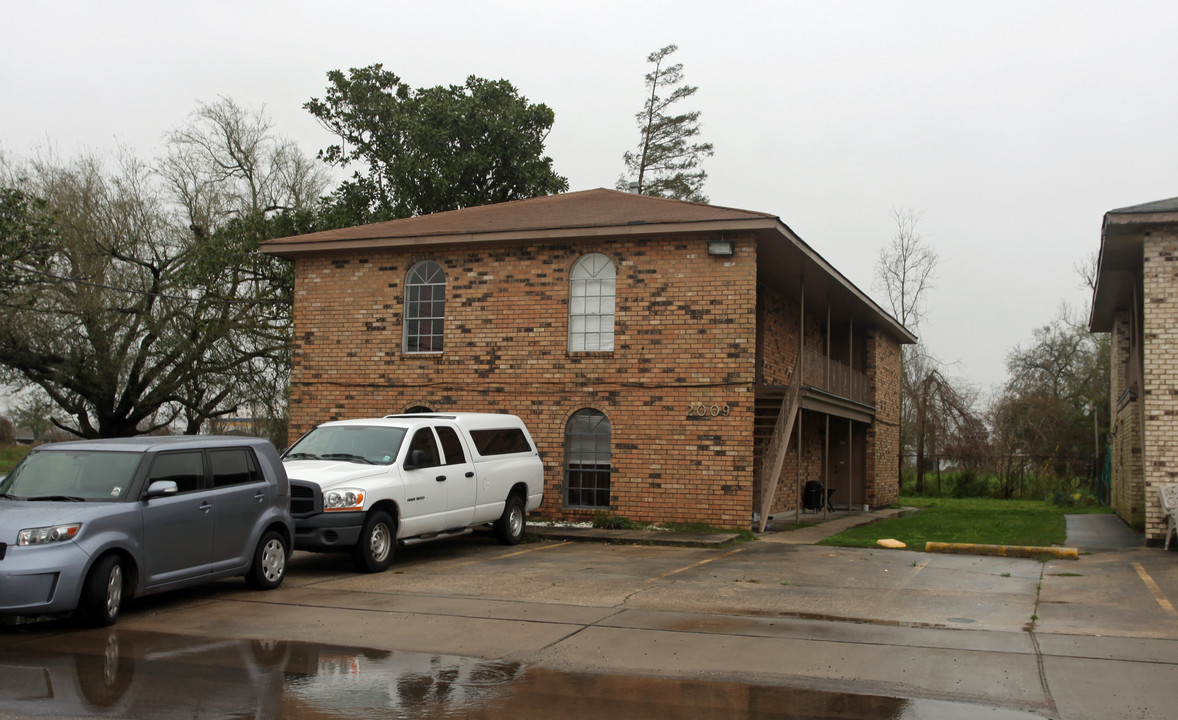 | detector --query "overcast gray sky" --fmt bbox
[4,0,1176,395]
